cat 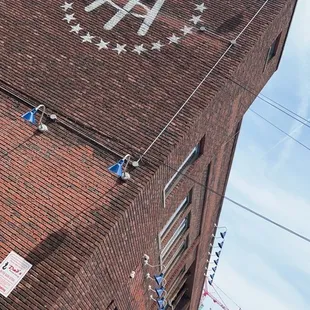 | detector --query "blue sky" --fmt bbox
[203,1,310,309]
